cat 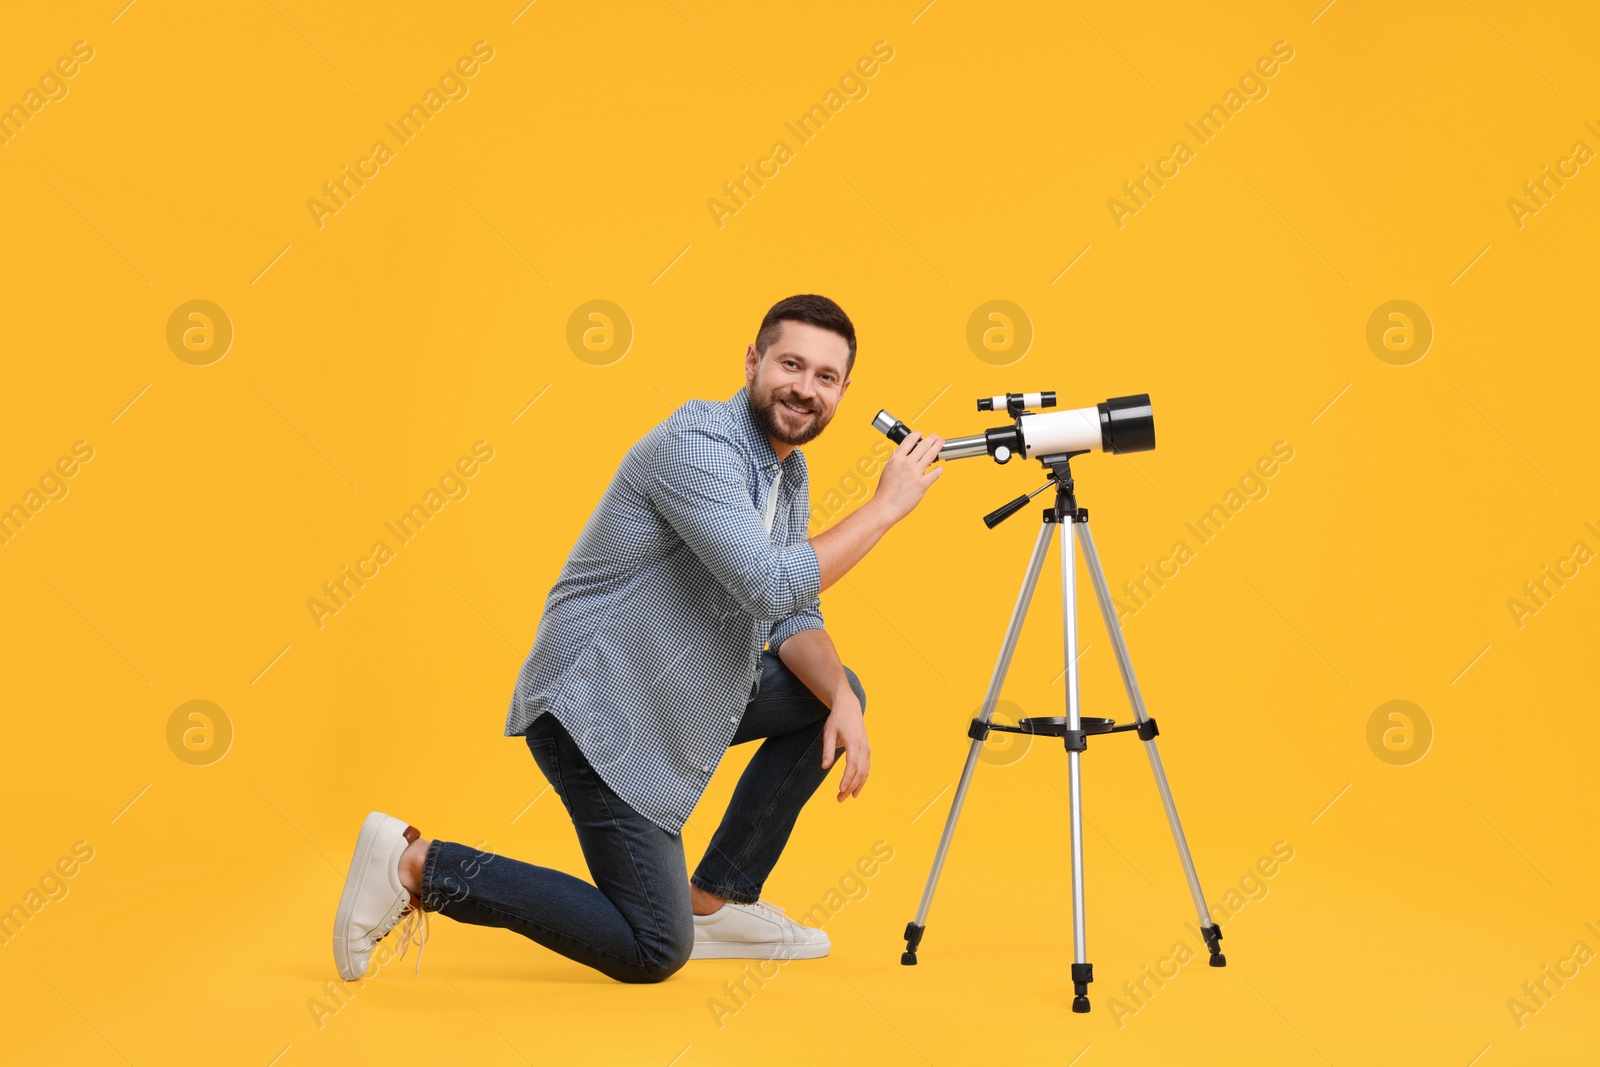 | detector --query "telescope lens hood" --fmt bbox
[1098,394,1154,454]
